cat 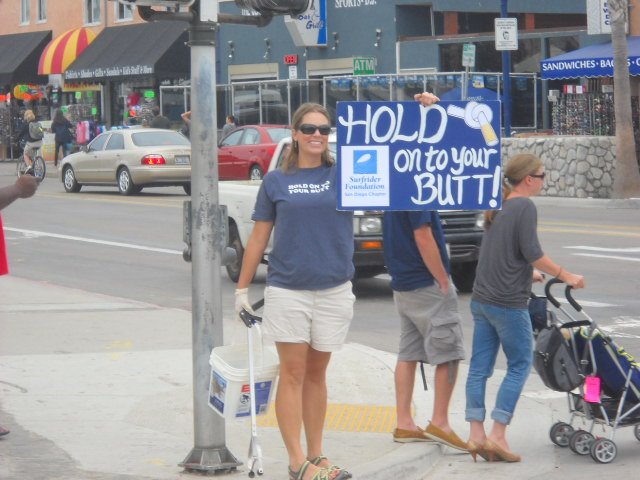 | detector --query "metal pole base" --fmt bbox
[179,446,241,474]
